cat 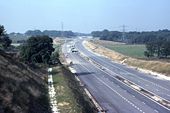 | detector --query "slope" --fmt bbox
[0,50,51,113]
